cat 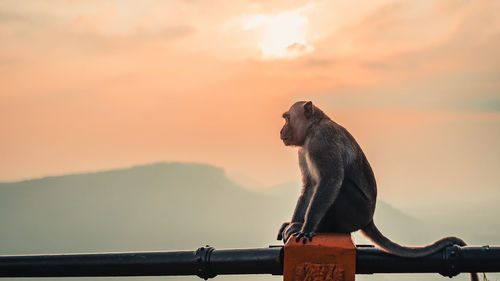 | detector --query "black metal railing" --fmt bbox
[1,245,499,279]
